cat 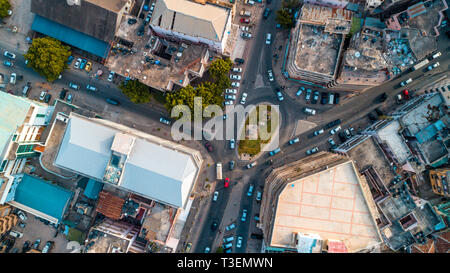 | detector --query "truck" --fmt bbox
[240,10,251,17]
[412,59,429,71]
[216,162,222,180]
